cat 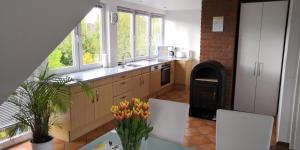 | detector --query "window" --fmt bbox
[0,102,31,149]
[135,14,150,59]
[48,33,75,70]
[150,17,163,57]
[117,8,164,62]
[117,11,133,62]
[80,7,102,66]
[48,5,104,74]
